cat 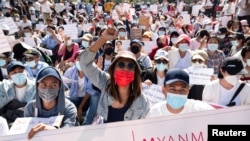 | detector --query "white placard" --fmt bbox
[24,37,36,48]
[142,83,165,106]
[0,29,11,53]
[0,17,19,34]
[150,4,158,14]
[8,115,64,135]
[115,40,130,53]
[35,23,46,31]
[192,5,203,17]
[181,14,191,24]
[80,23,92,32]
[1,106,250,141]
[187,67,214,85]
[142,41,157,55]
[63,24,78,39]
